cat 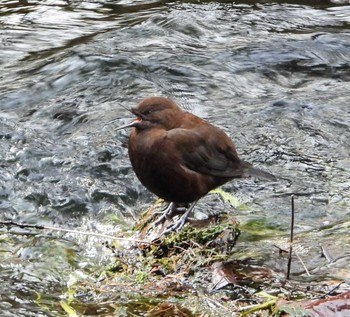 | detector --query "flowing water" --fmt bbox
[1,0,350,315]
